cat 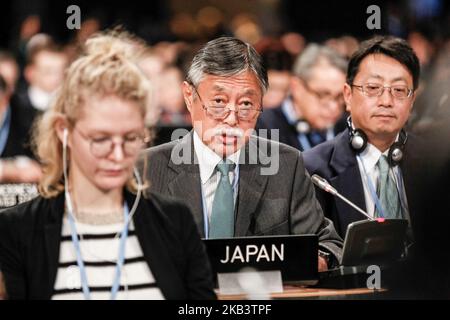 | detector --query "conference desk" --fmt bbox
[217,285,386,300]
